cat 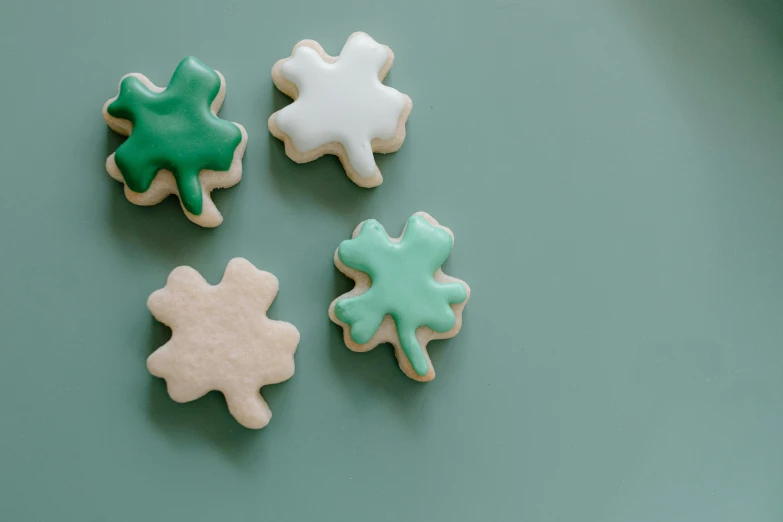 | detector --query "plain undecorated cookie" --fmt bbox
[147,258,300,429]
